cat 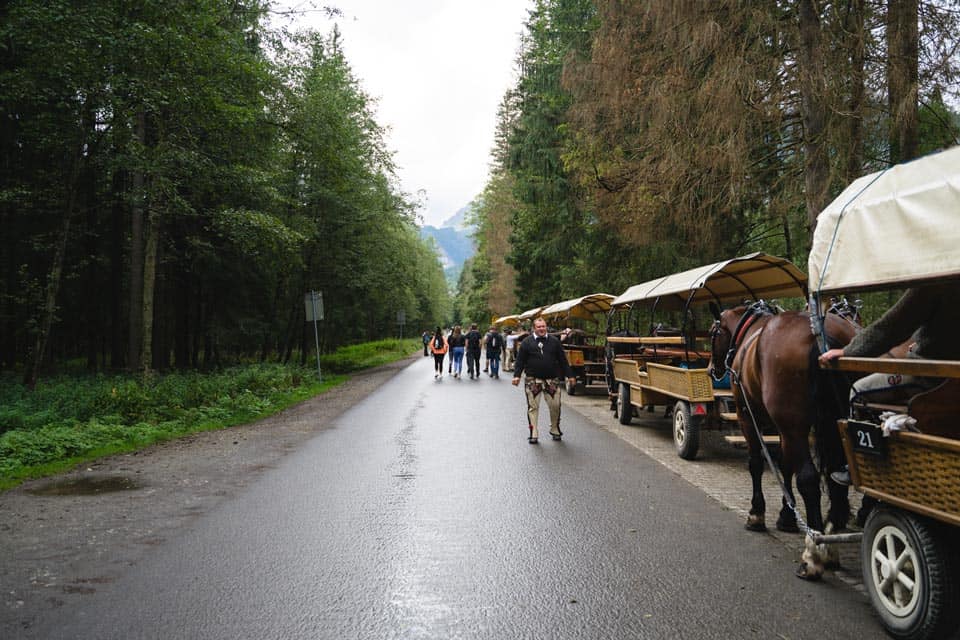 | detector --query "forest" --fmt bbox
[4,1,960,384]
[1,1,451,386]
[459,0,960,324]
